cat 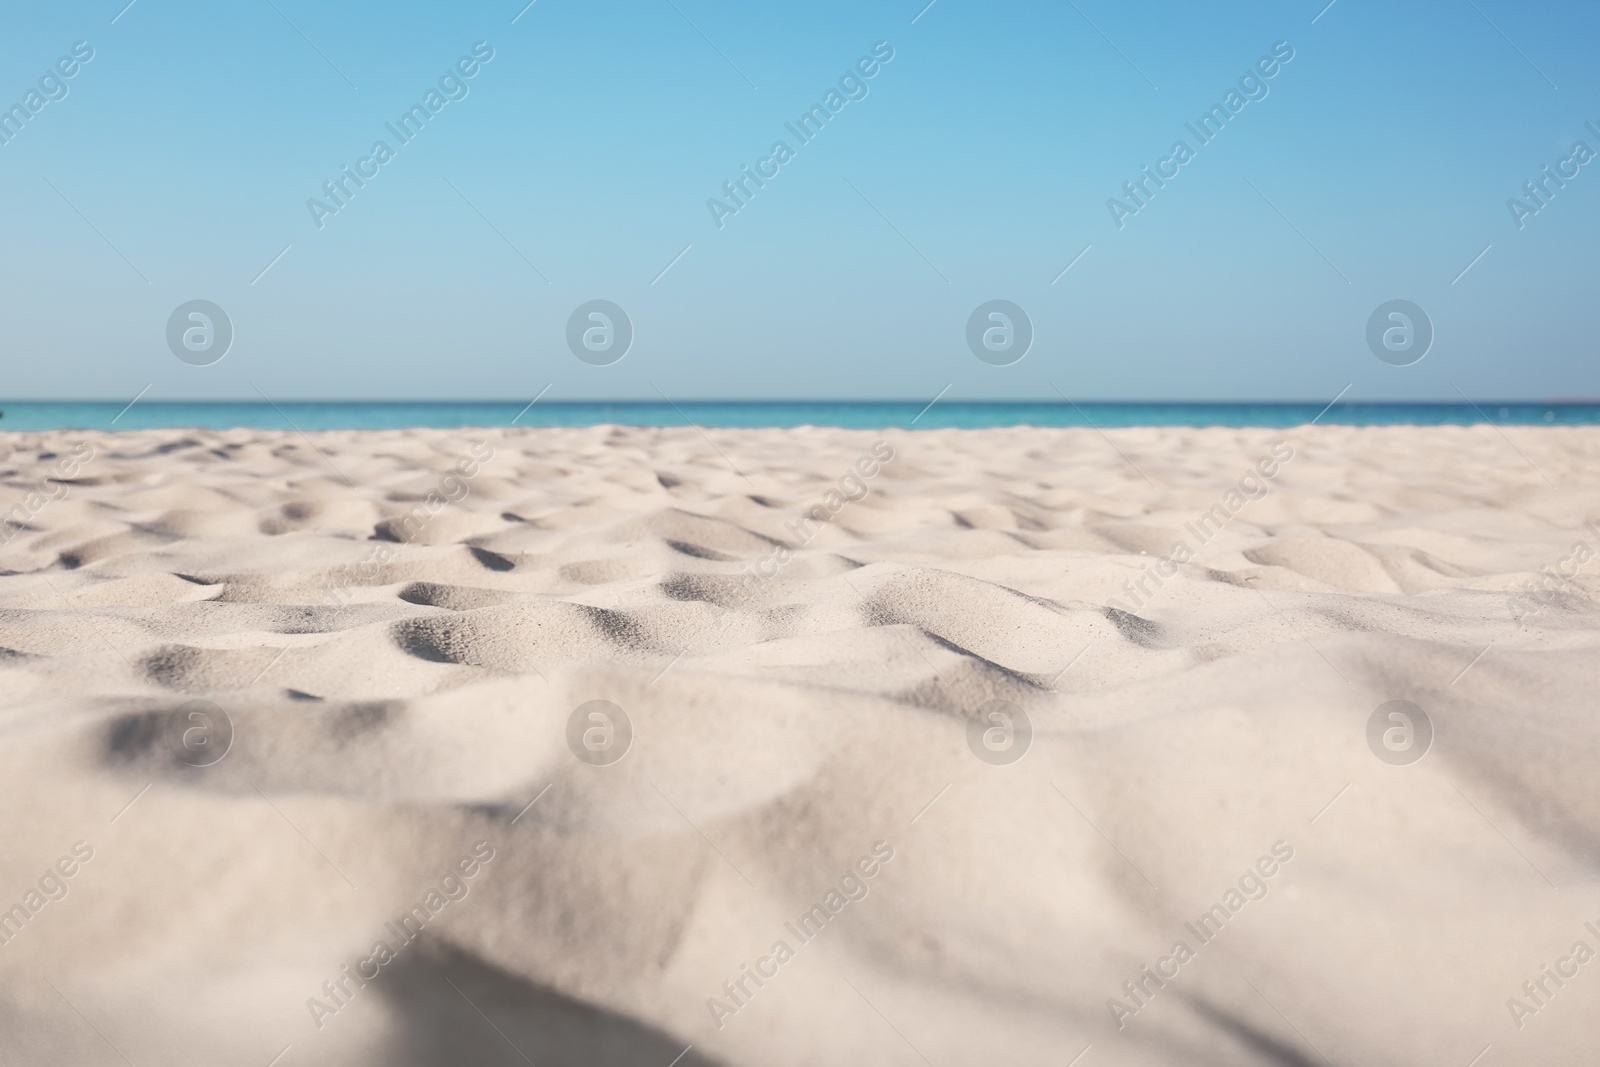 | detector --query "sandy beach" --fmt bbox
[2,422,1597,1066]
